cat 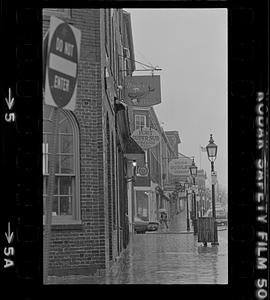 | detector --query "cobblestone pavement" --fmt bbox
[48,211,228,284]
